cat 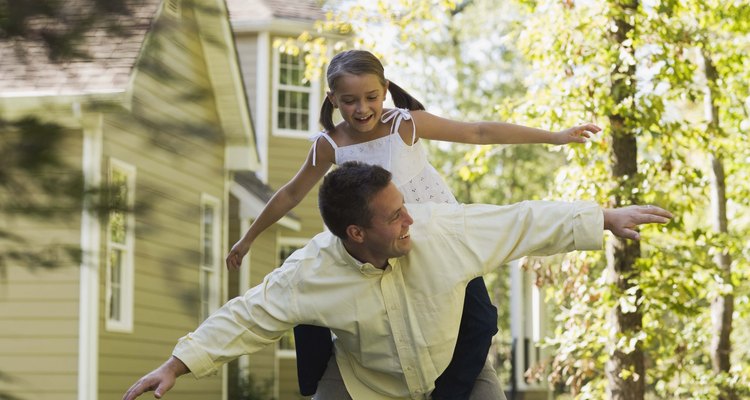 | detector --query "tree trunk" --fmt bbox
[703,51,736,400]
[605,1,645,399]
